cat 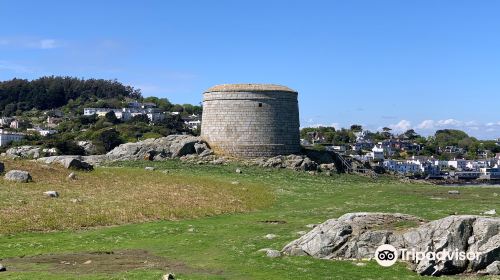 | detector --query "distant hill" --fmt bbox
[0,76,142,116]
